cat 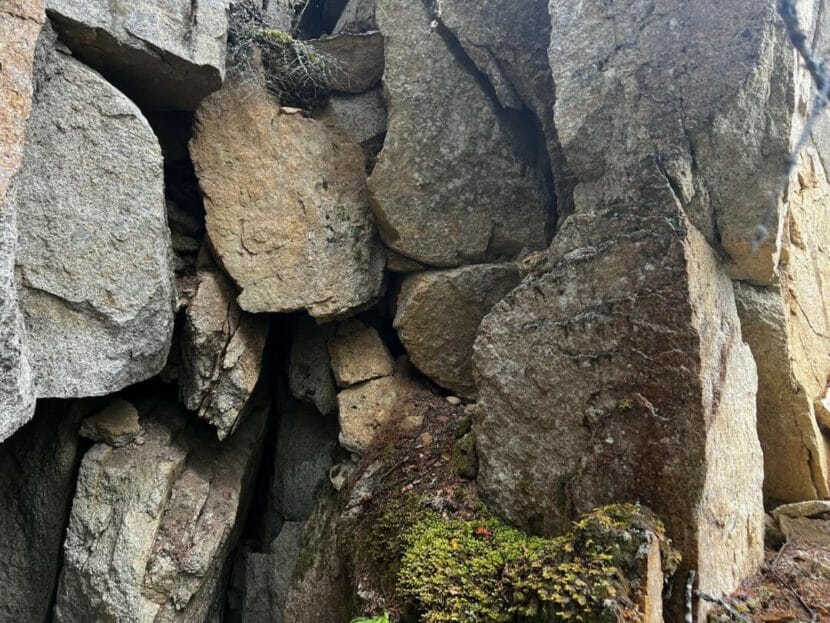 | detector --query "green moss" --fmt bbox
[395,503,673,623]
